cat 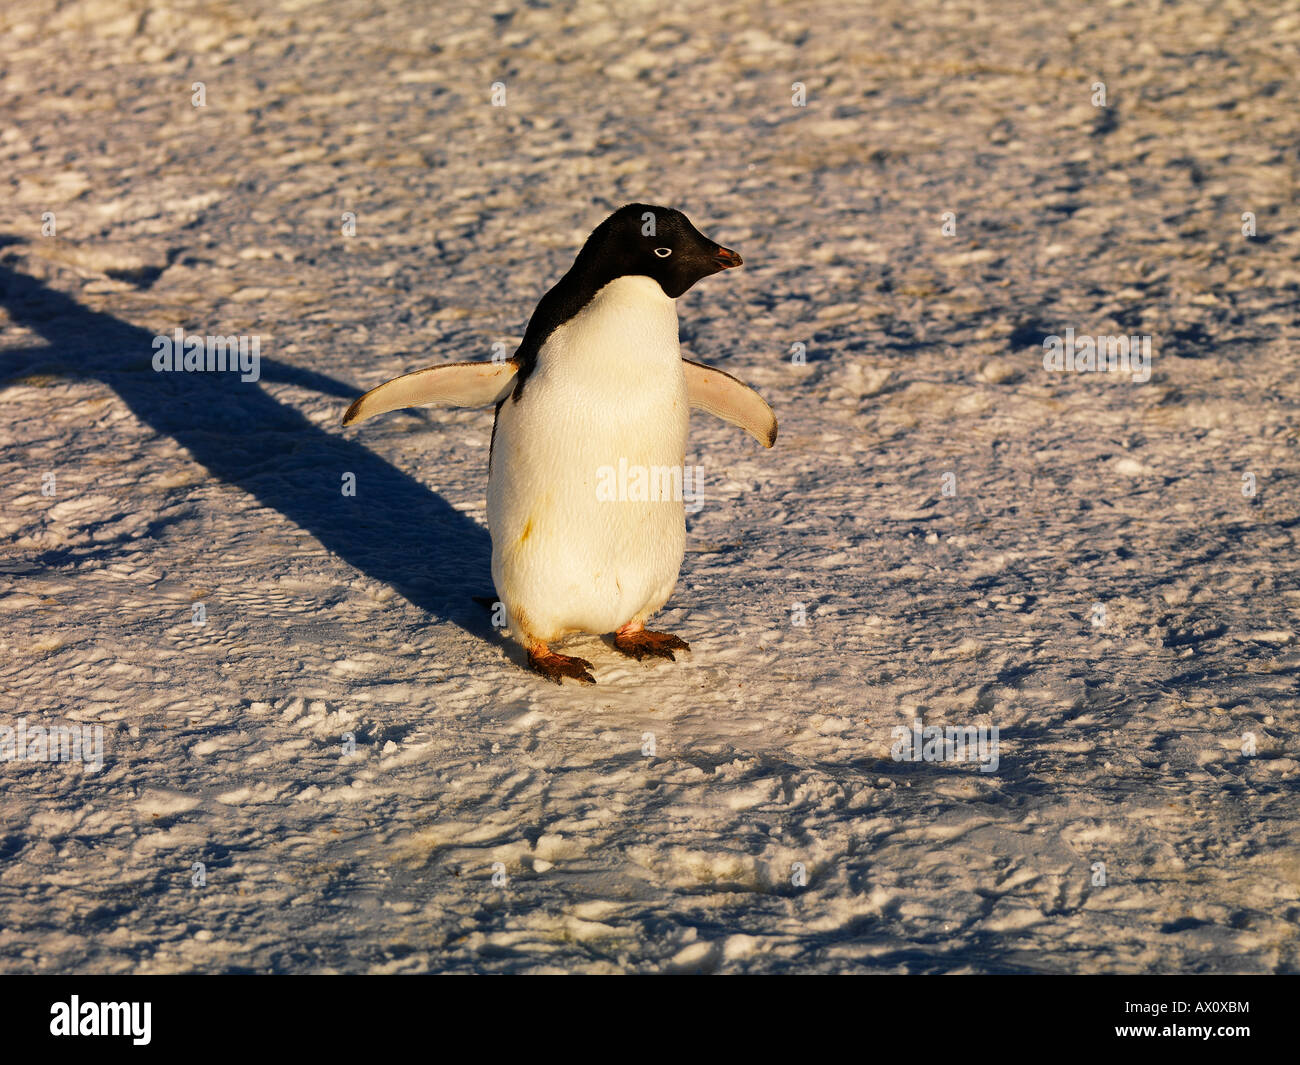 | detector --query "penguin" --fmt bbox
[343,203,776,684]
